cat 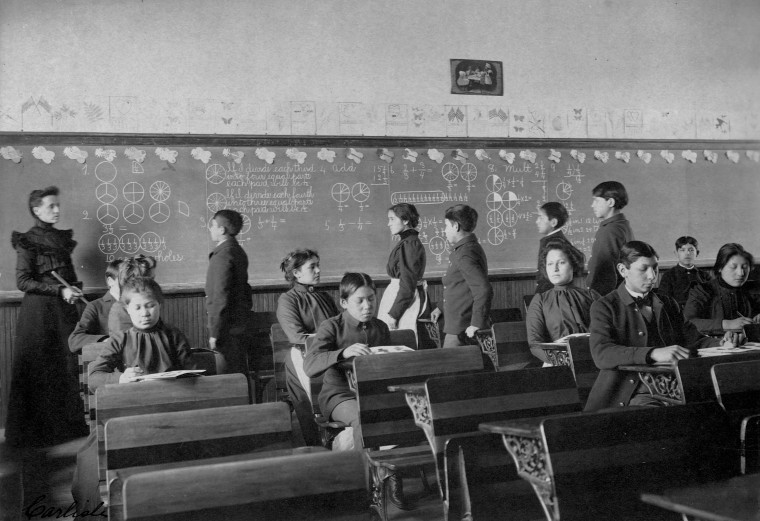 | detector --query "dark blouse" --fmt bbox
[658,264,707,307]
[385,229,426,320]
[303,311,390,419]
[88,319,192,391]
[12,221,79,294]
[683,277,760,332]
[276,283,339,344]
[527,285,599,363]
